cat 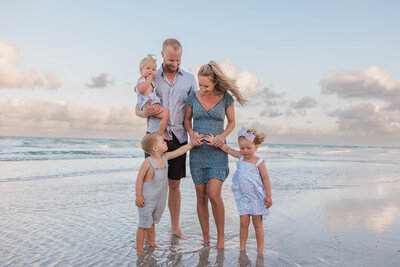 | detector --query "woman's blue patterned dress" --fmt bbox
[186,91,234,184]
